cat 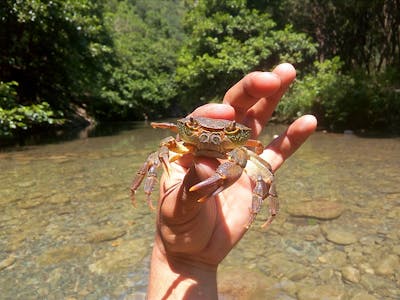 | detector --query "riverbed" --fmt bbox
[0,122,399,299]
